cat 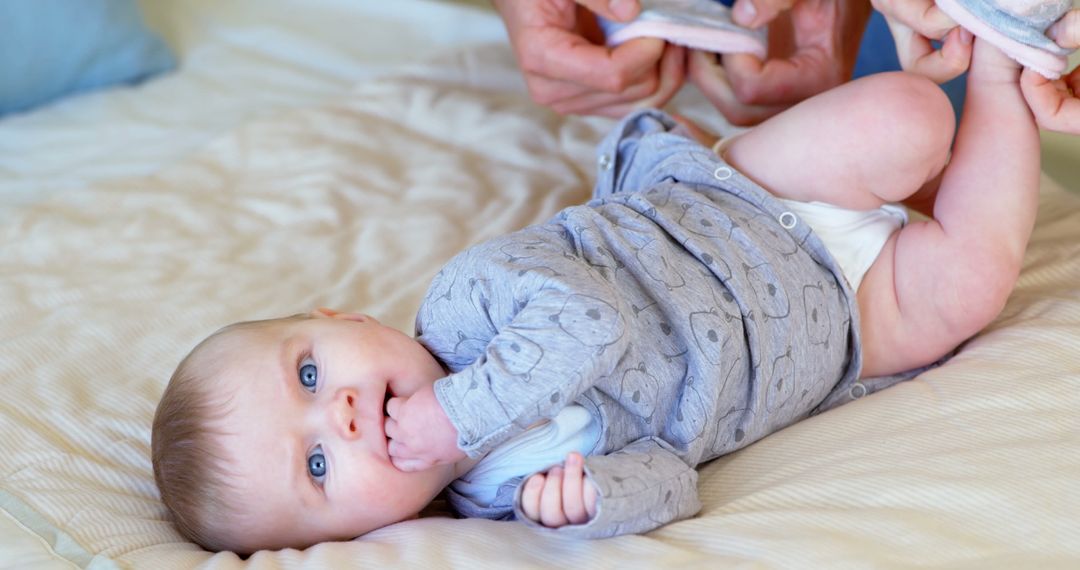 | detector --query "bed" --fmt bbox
[2,1,1079,568]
